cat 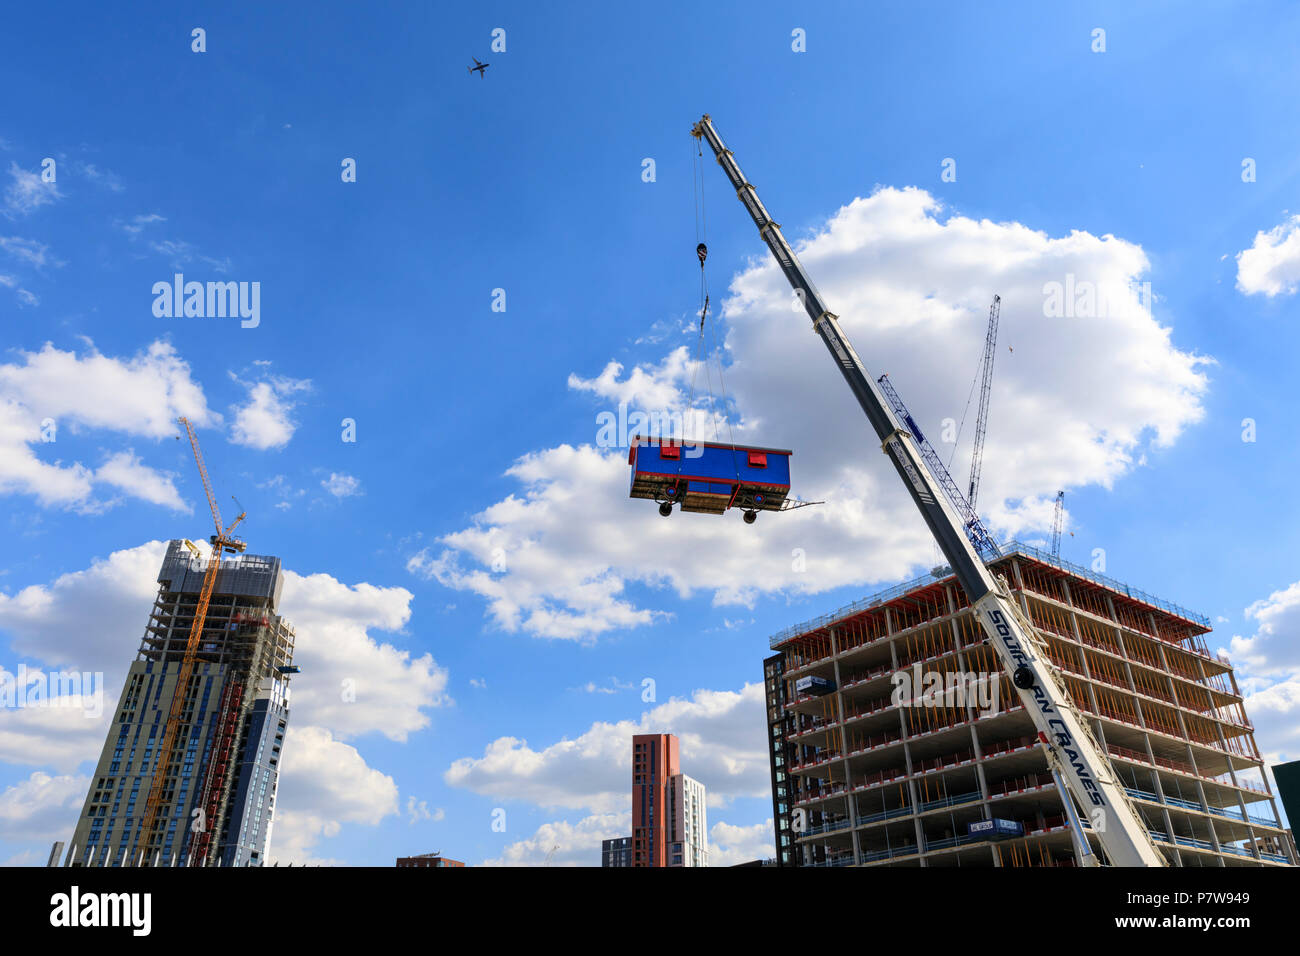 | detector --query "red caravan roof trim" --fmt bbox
[628,434,794,456]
